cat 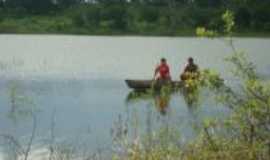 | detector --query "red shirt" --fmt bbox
[157,63,170,79]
